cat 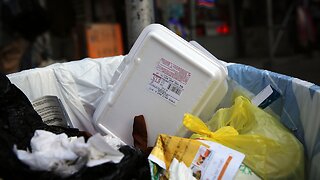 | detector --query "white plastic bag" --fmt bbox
[8,56,124,133]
